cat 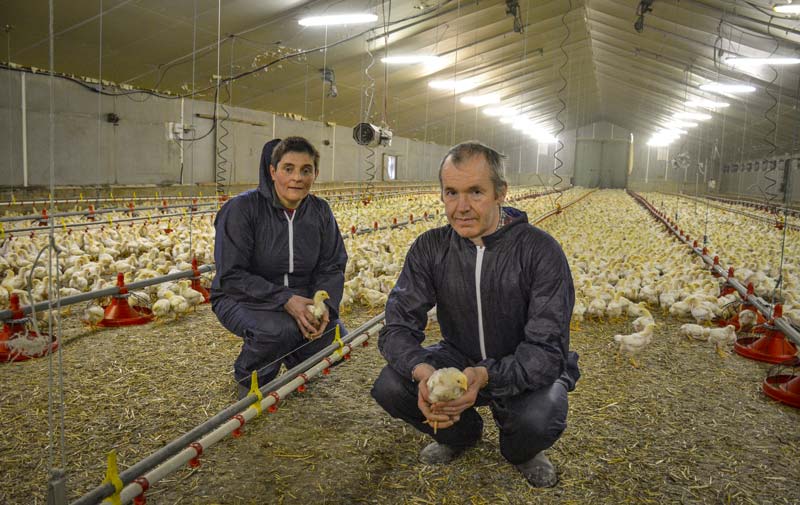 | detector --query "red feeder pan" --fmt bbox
[0,294,58,362]
[98,274,154,327]
[734,327,798,364]
[762,357,800,409]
